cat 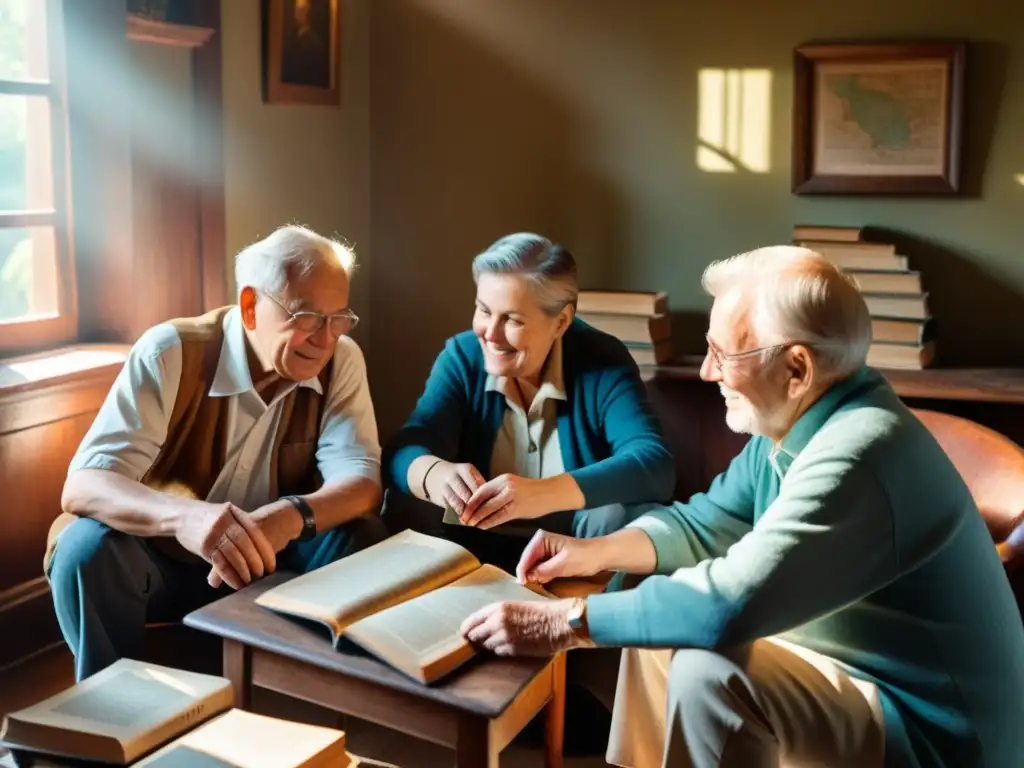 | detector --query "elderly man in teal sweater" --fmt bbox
[461,245,1024,767]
